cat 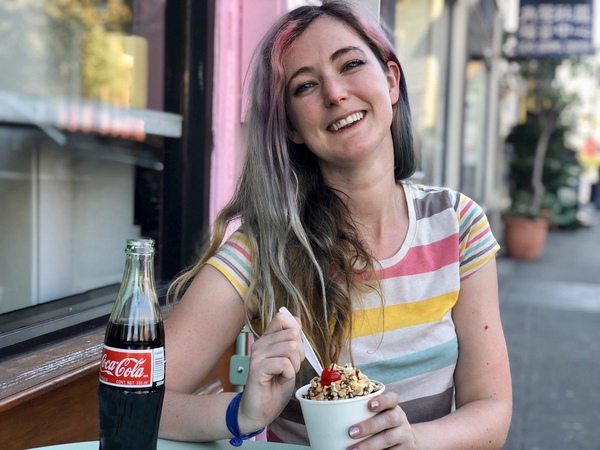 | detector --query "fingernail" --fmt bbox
[370,400,379,410]
[348,426,360,438]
